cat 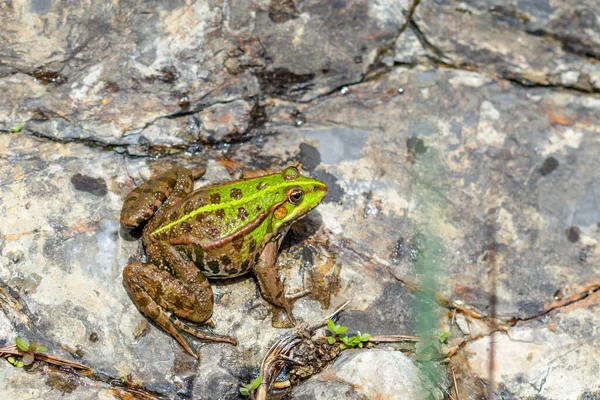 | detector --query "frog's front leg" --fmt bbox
[253,241,310,328]
[123,242,237,358]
